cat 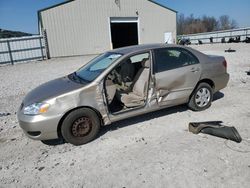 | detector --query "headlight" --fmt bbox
[23,103,50,115]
